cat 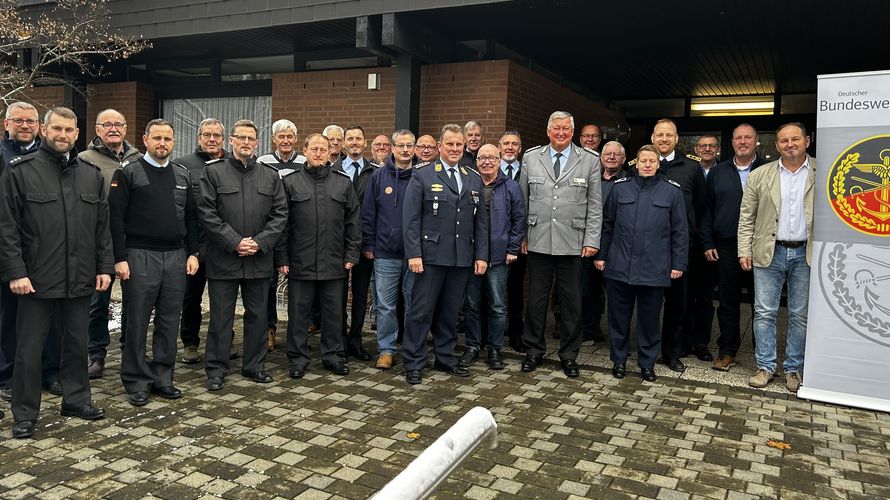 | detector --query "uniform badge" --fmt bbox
[431,183,444,192]
[829,135,890,235]
[435,163,443,172]
[460,167,468,175]
[385,186,394,195]
[110,181,118,188]
[571,177,587,187]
